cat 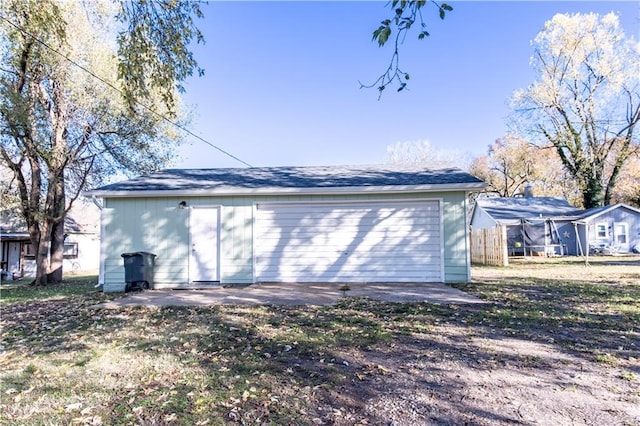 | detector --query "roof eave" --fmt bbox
[0,232,30,240]
[86,182,487,198]
[470,204,500,227]
[577,203,640,222]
